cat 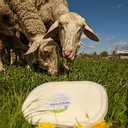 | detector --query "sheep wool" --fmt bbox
[8,1,46,39]
[0,0,16,36]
